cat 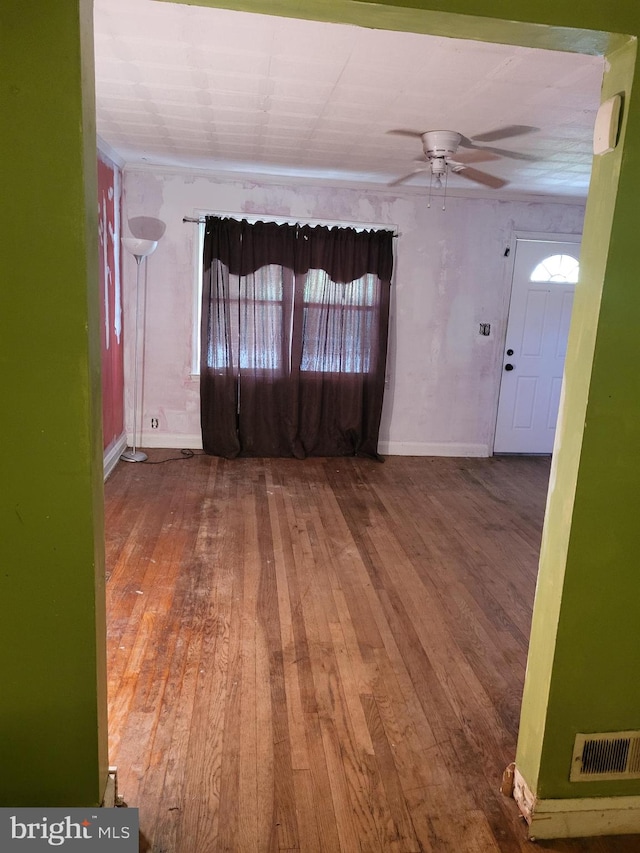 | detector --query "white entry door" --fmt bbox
[494,238,580,454]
